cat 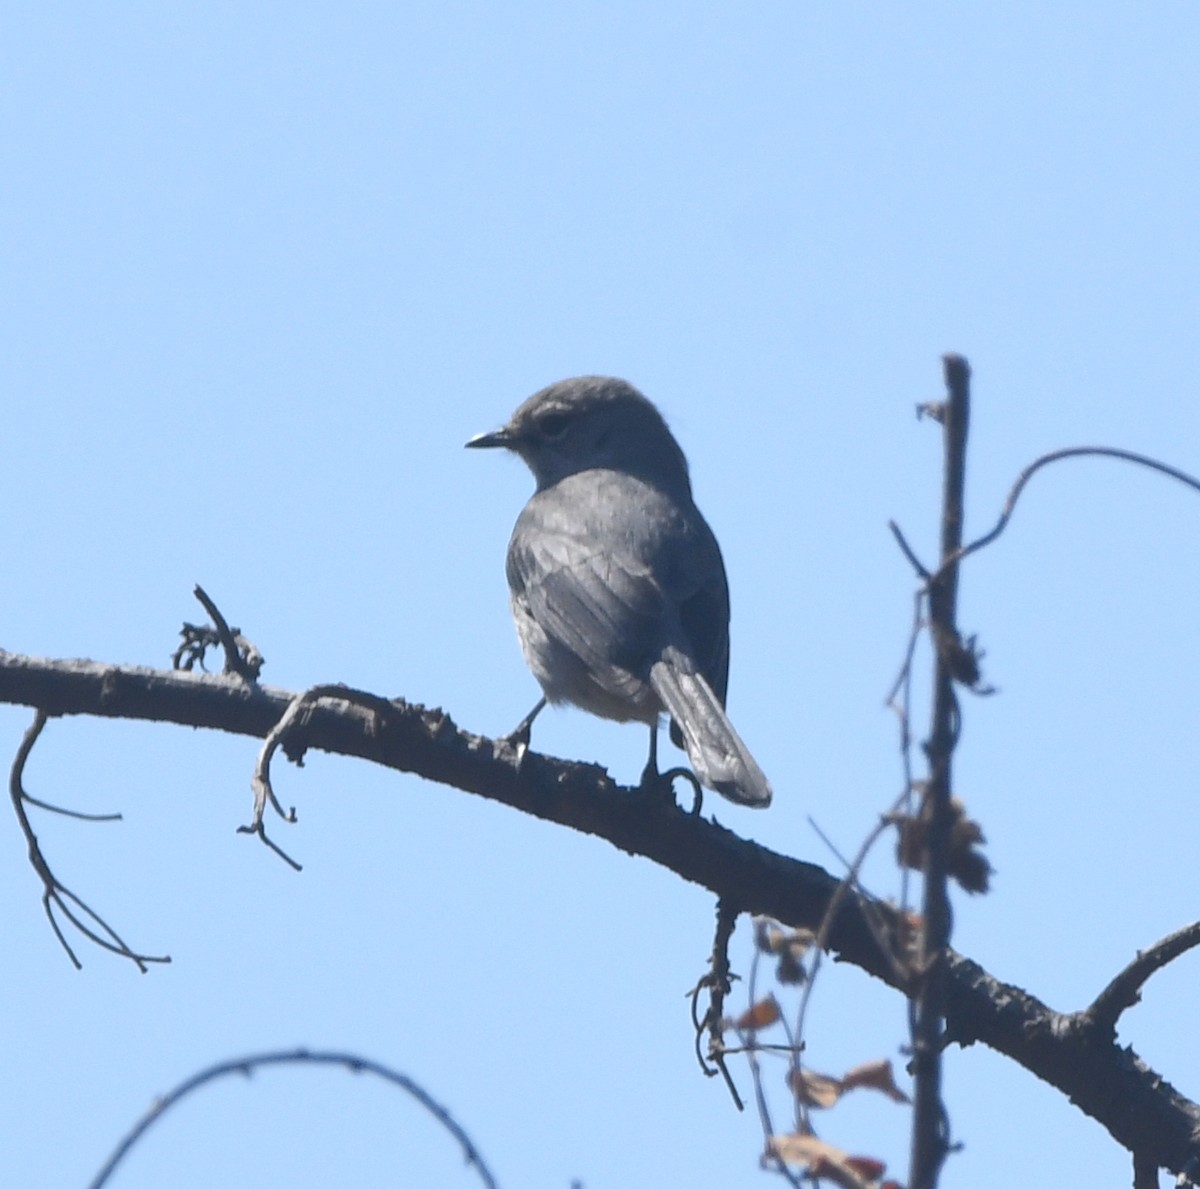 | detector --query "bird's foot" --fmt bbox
[496,698,547,772]
[638,760,704,815]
